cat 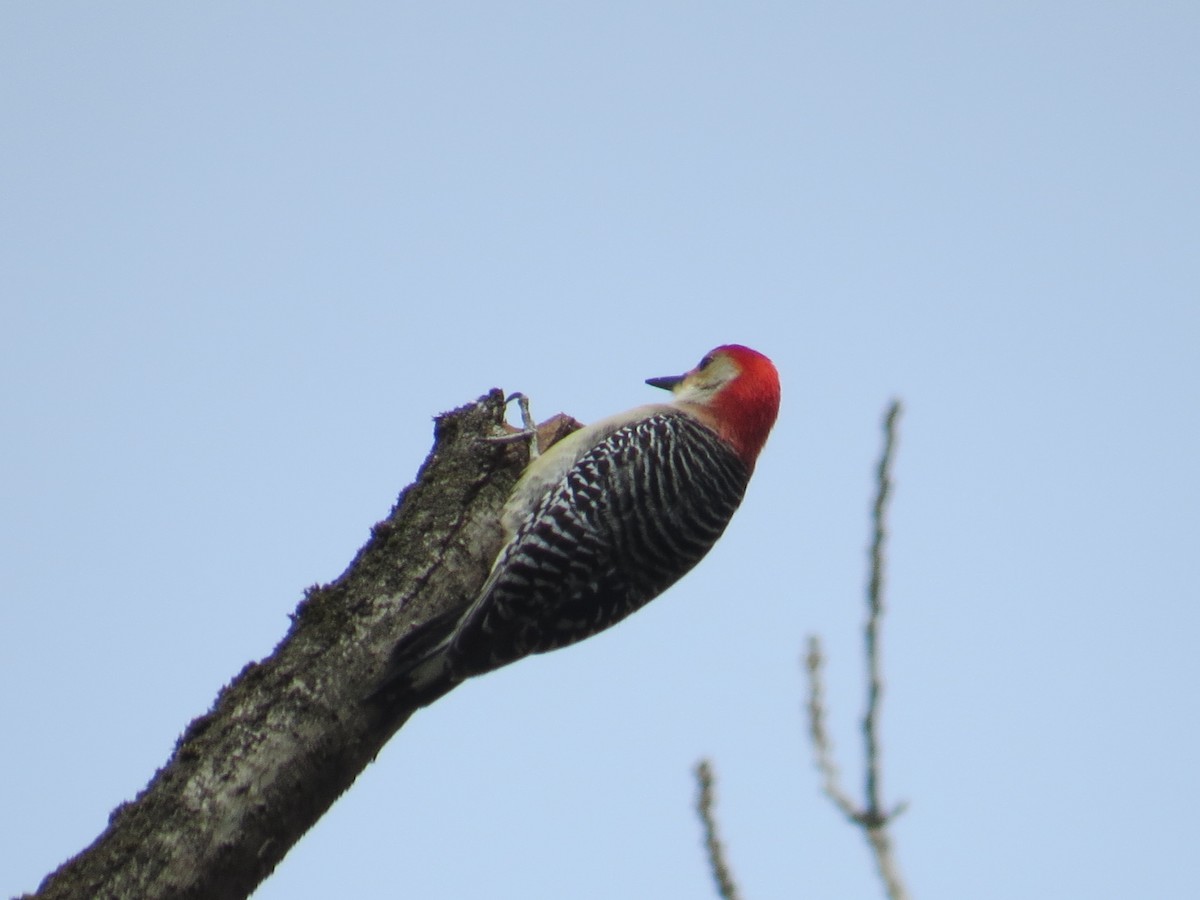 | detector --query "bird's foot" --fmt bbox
[486,392,539,459]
